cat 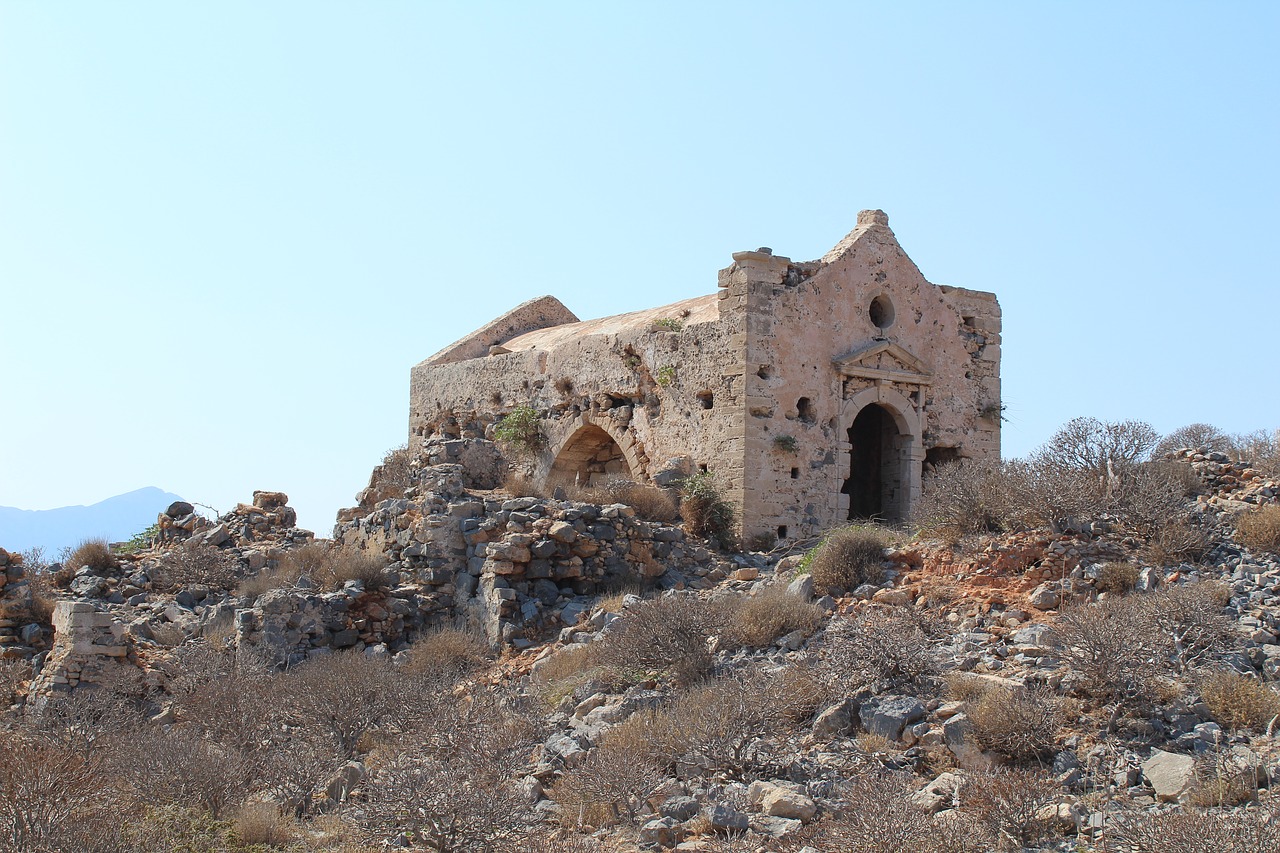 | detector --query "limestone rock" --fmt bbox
[1142,749,1195,802]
